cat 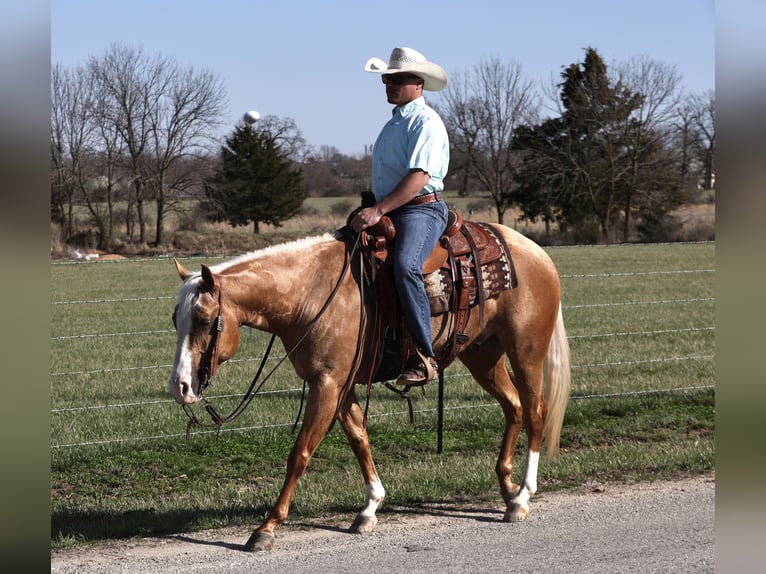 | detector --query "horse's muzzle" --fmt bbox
[169,377,200,405]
